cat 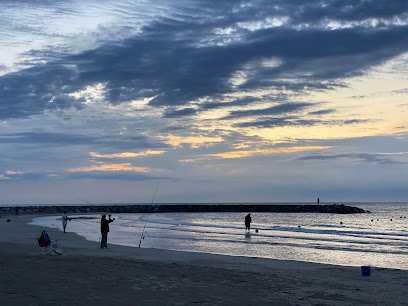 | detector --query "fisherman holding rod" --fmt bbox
[100,213,115,249]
